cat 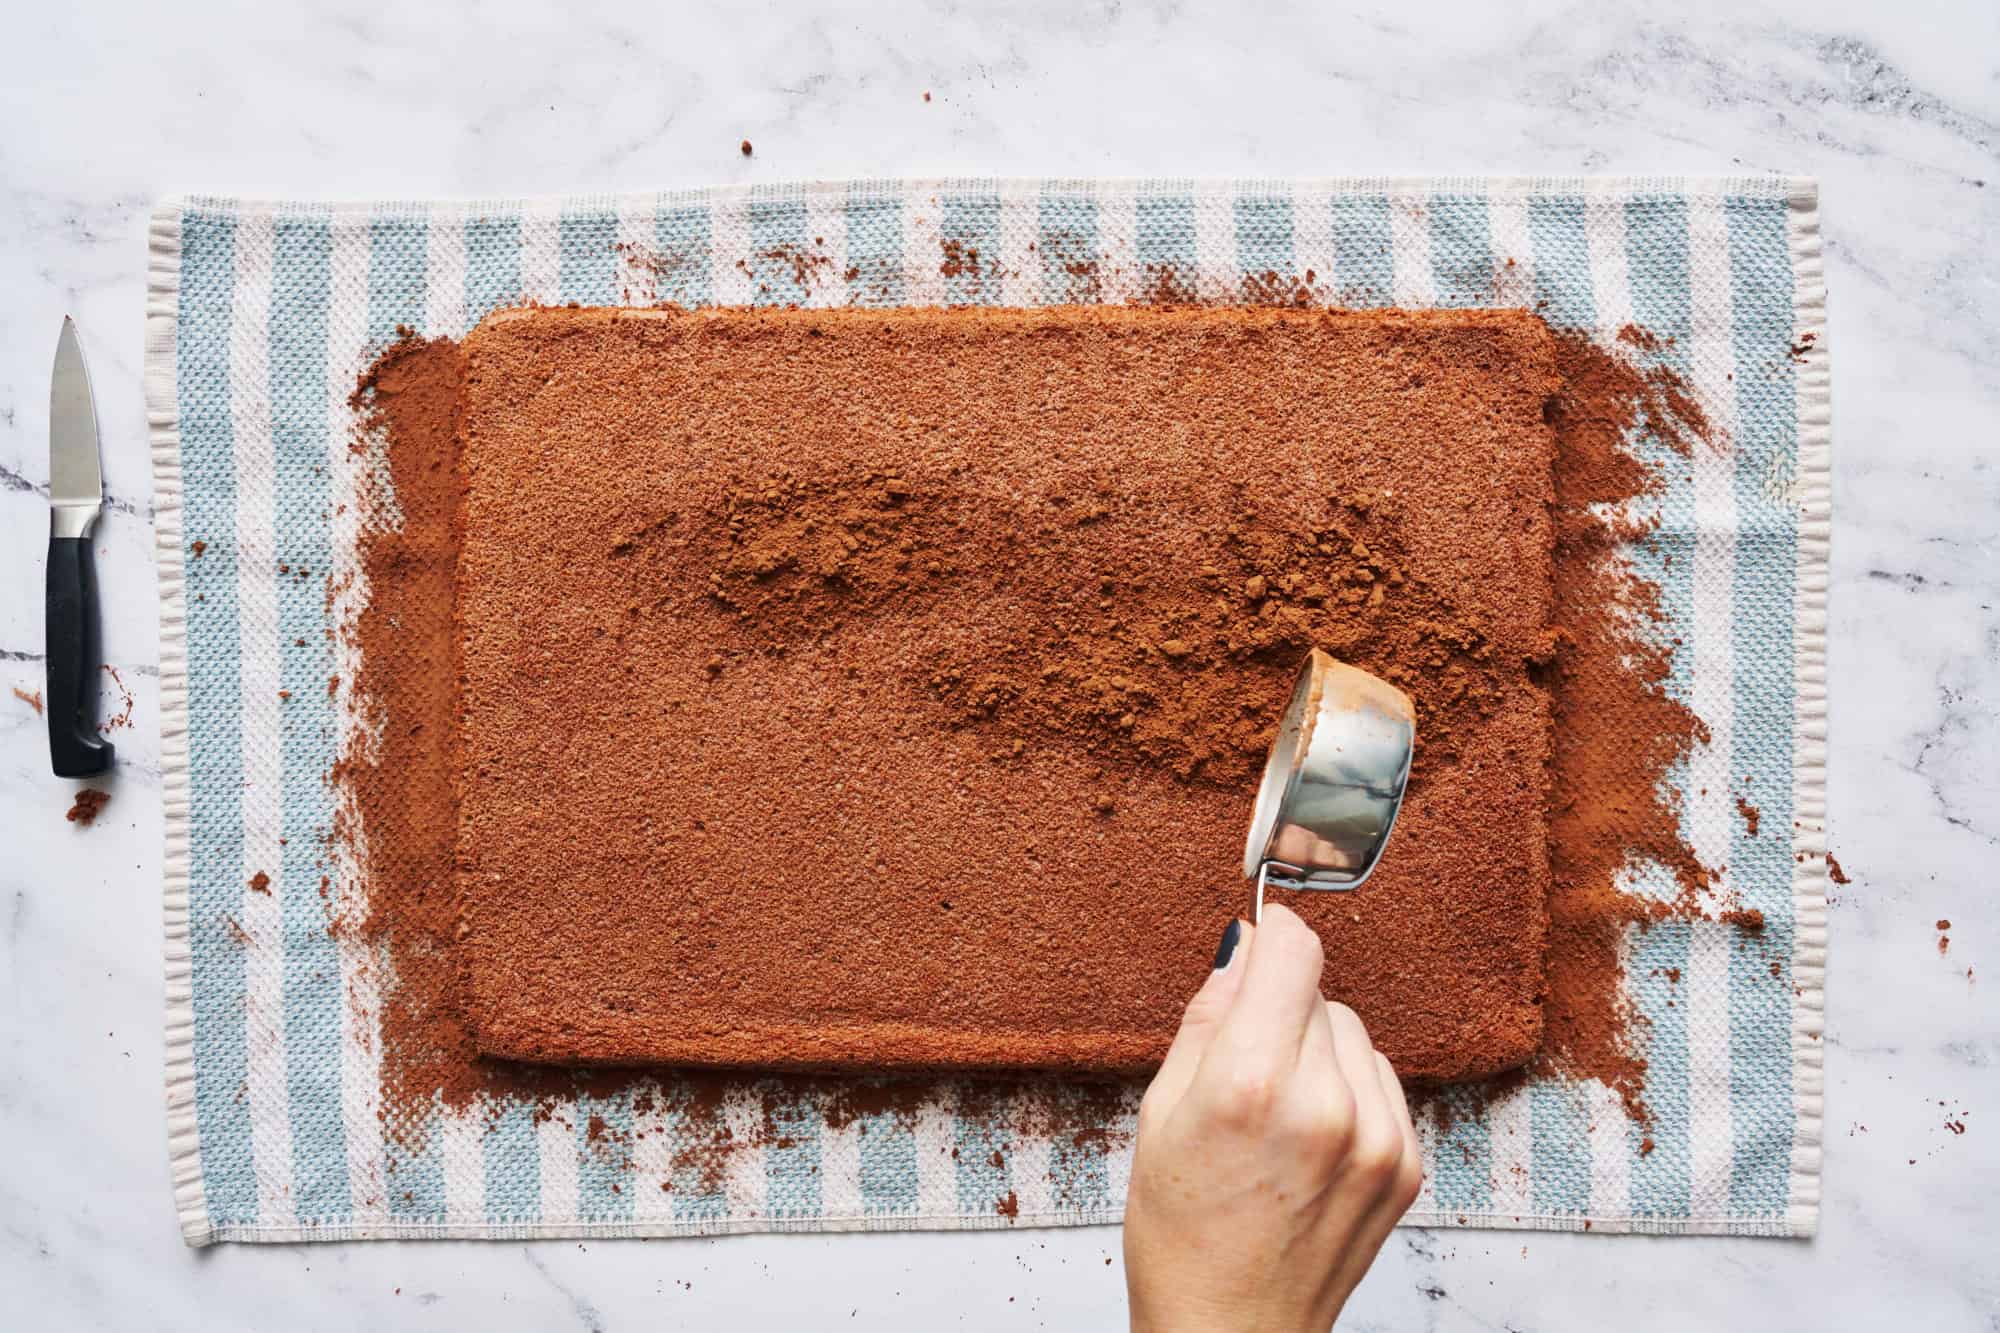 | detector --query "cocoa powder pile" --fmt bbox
[450,305,1561,1081]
